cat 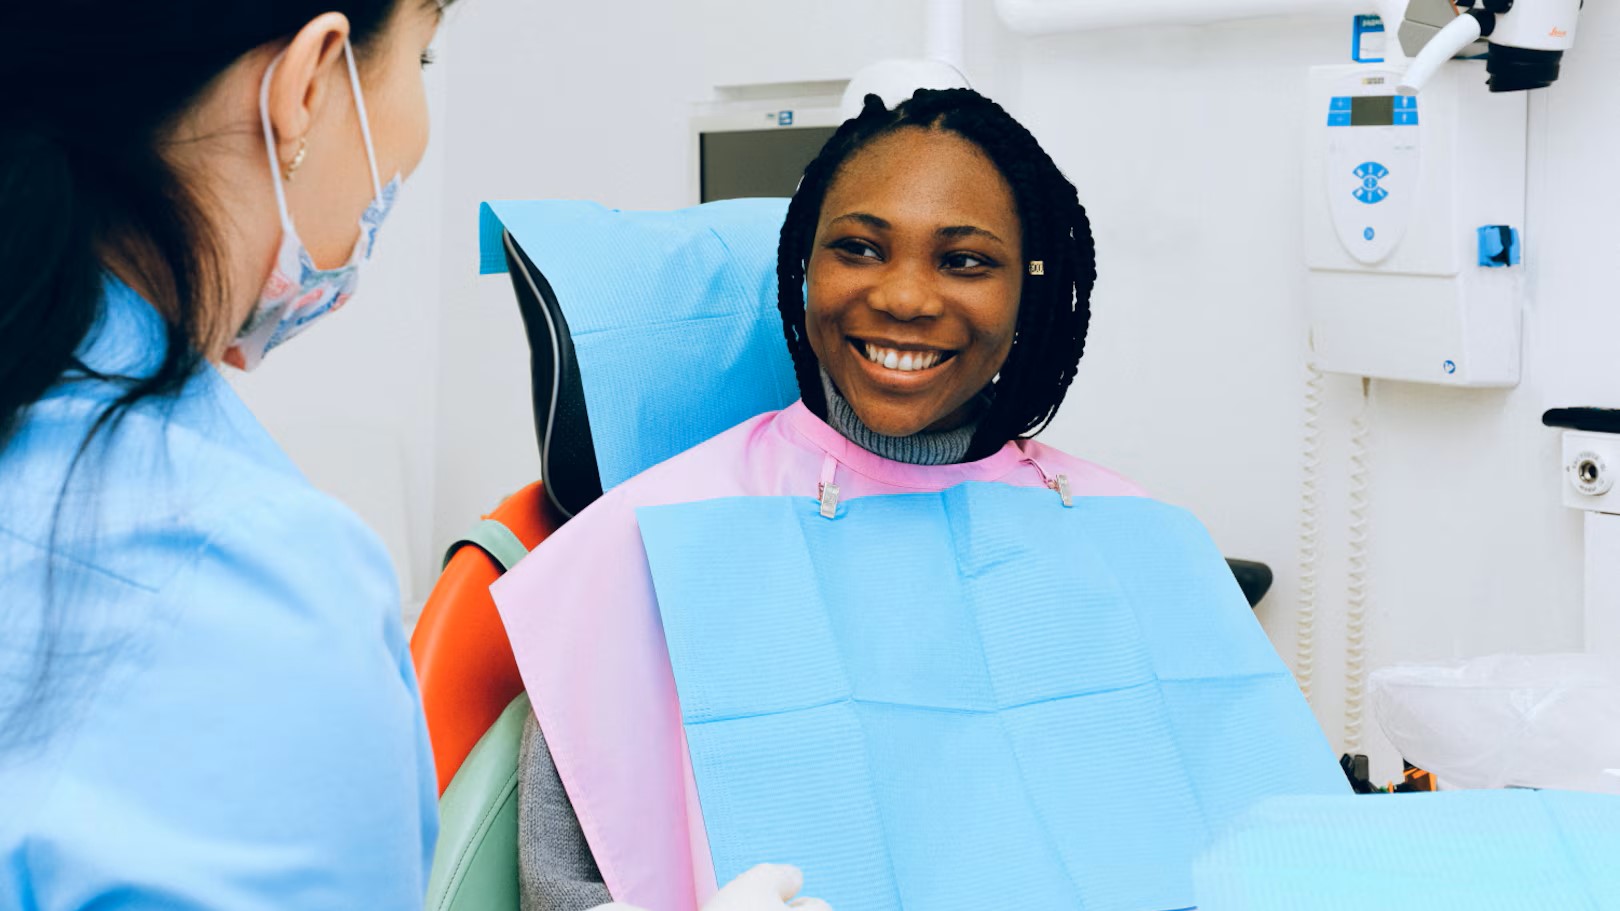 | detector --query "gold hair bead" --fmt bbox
[1027,260,1045,276]
[283,136,309,182]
